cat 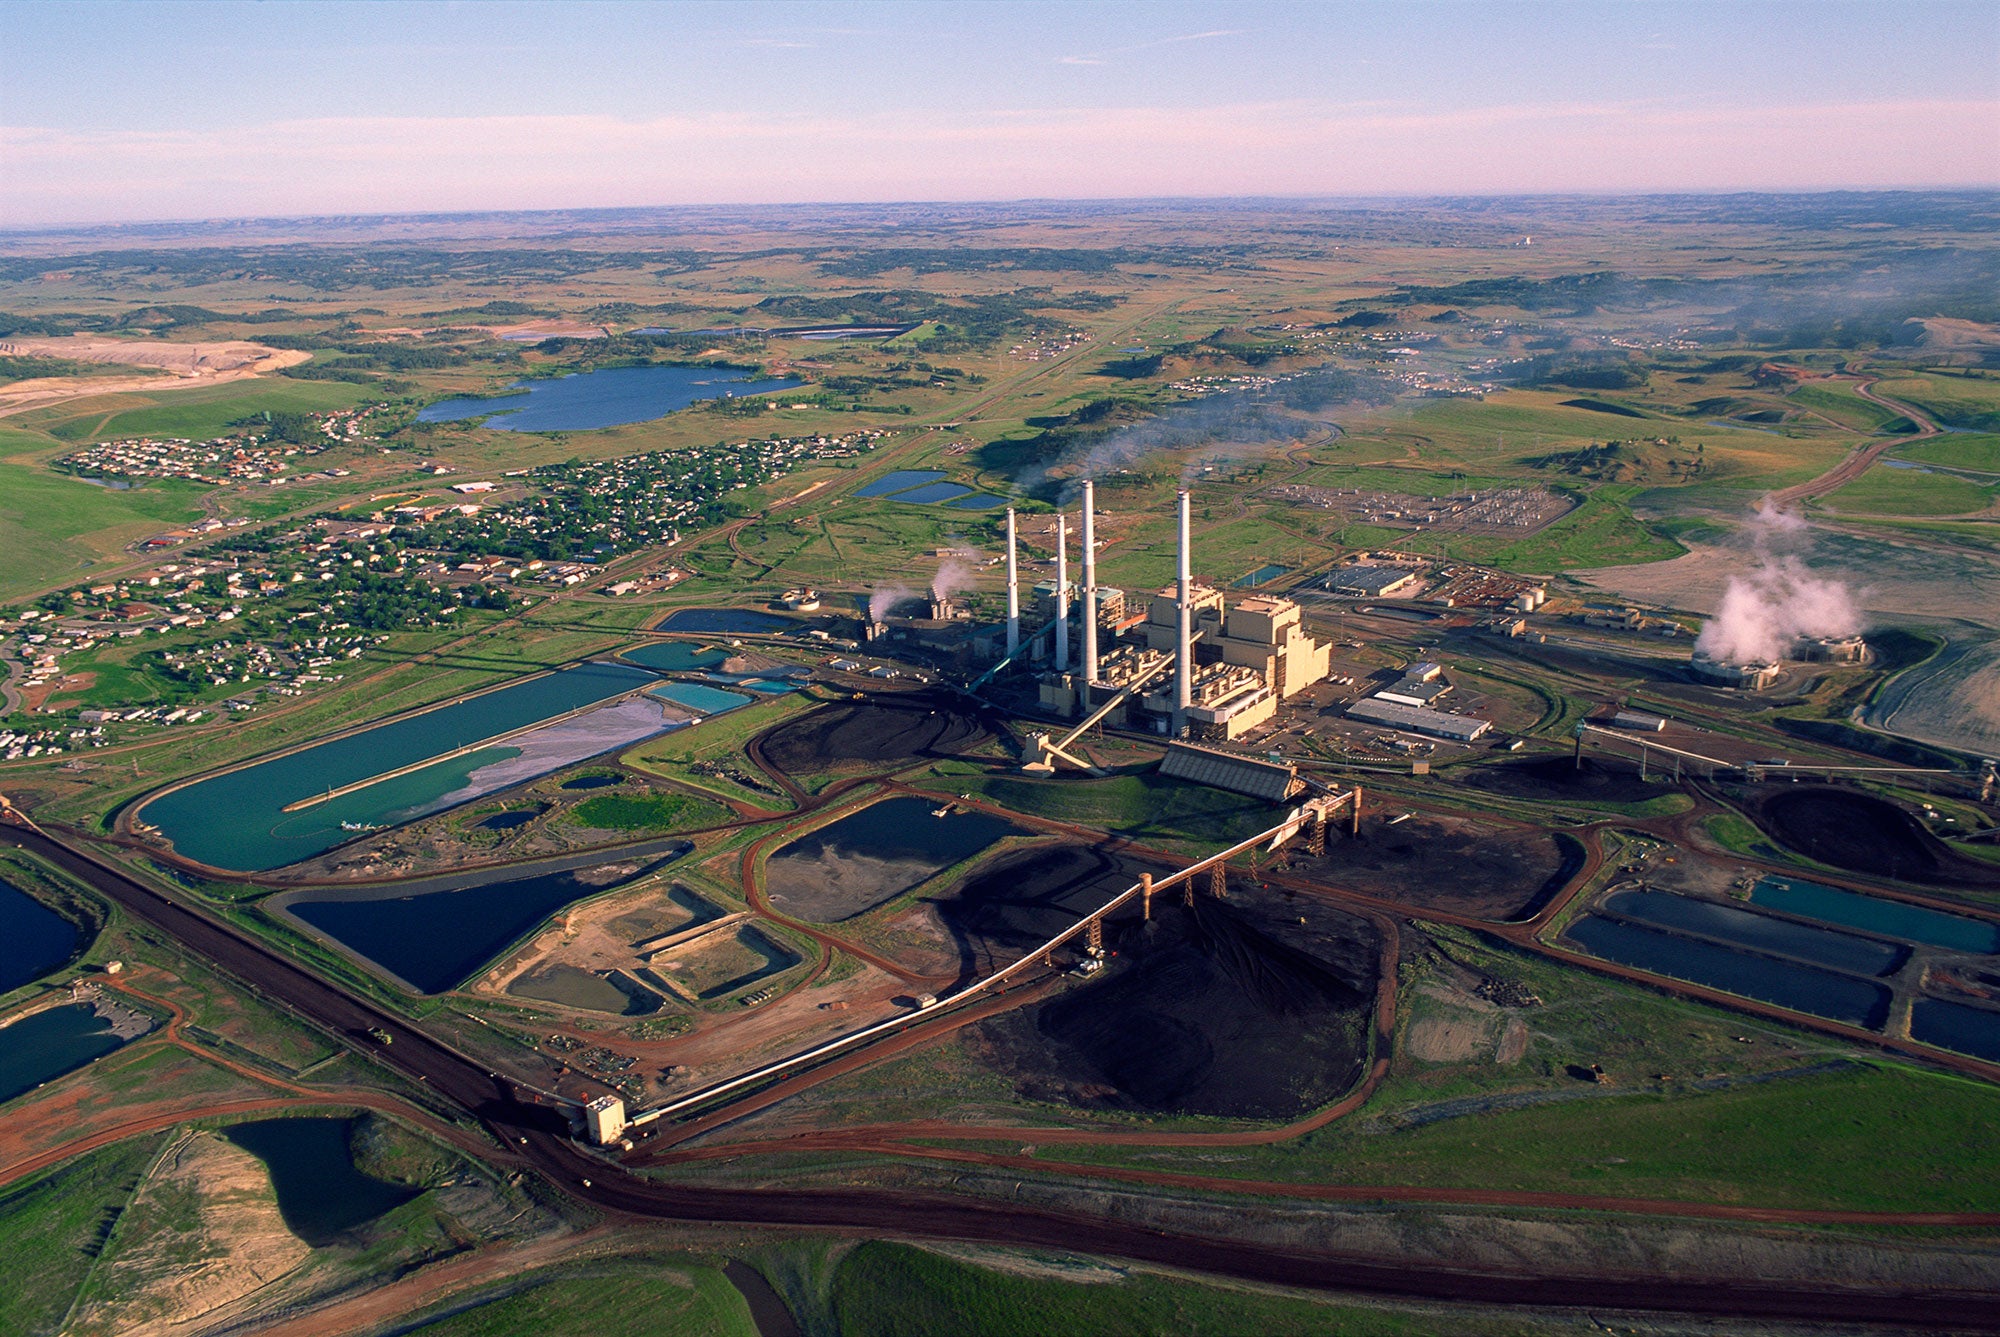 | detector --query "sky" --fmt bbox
[2,0,1997,226]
